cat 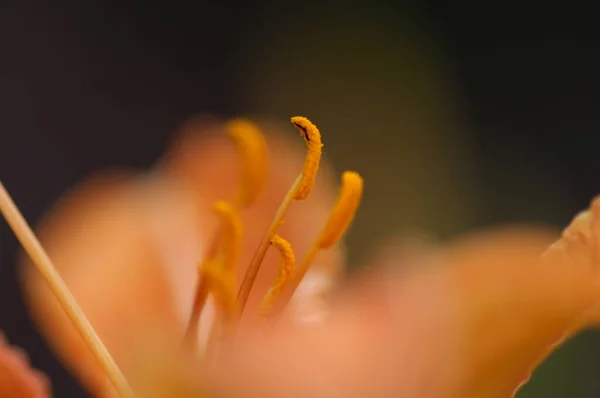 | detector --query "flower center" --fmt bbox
[184,117,364,354]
